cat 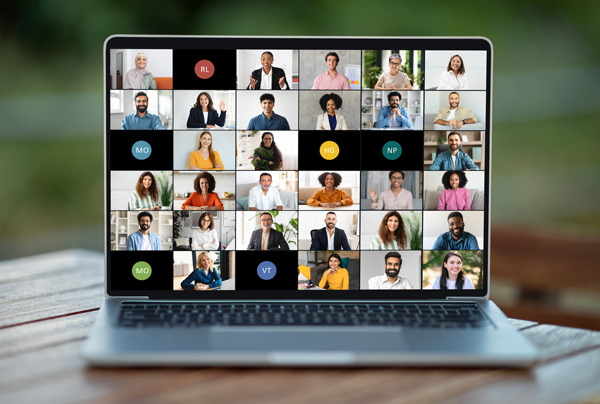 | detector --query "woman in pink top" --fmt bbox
[368,171,413,210]
[438,170,471,210]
